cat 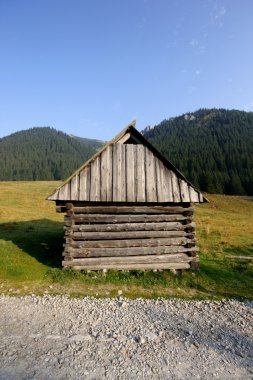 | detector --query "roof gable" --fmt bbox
[48,122,207,203]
